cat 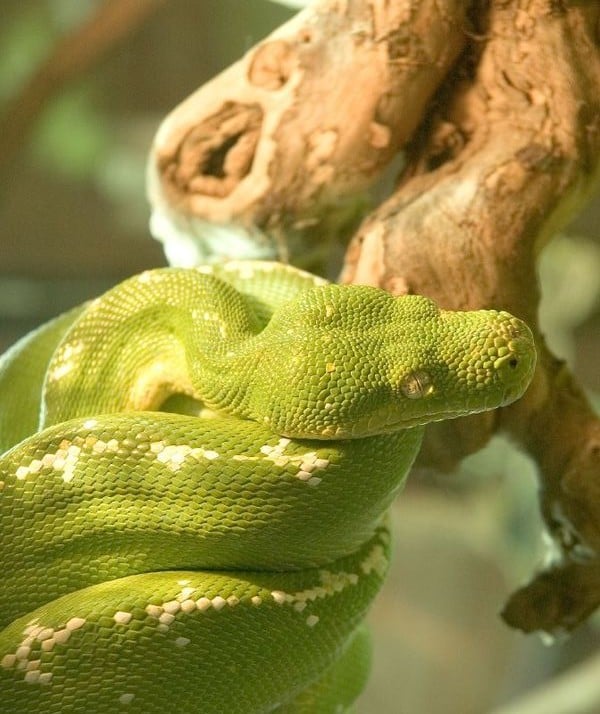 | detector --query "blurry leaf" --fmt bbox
[31,86,111,178]
[538,235,600,365]
[95,123,153,231]
[49,0,98,32]
[0,7,54,102]
[458,436,544,571]
[0,1,98,104]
